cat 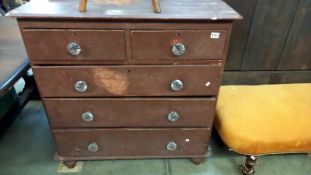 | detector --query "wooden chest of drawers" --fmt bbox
[9,0,241,167]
